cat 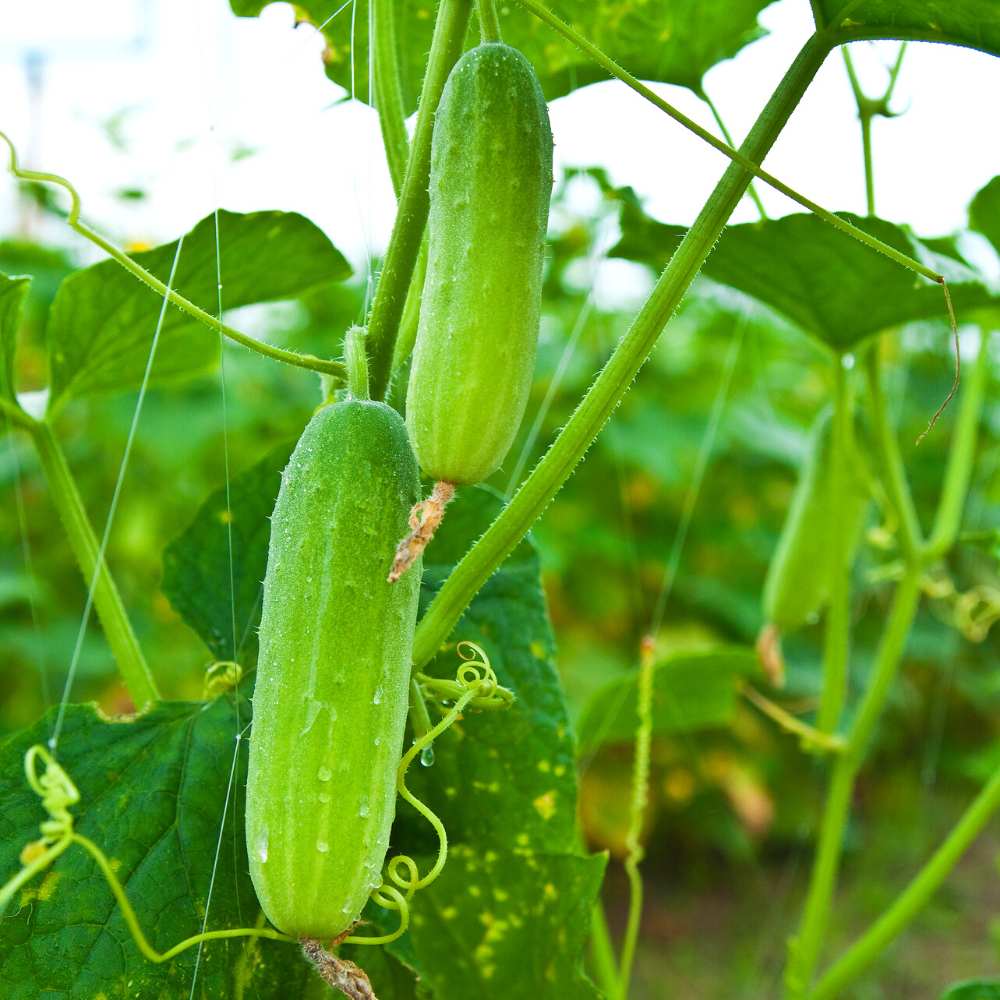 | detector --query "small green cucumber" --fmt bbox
[246,399,421,940]
[763,408,869,632]
[405,41,553,485]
